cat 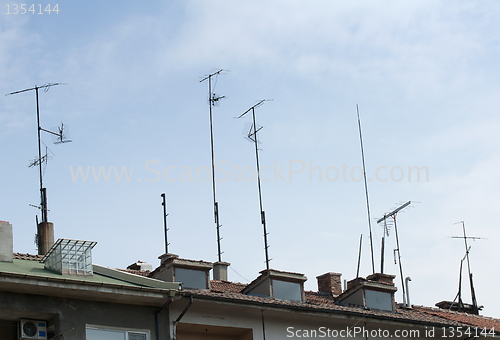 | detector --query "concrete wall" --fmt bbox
[0,291,170,340]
